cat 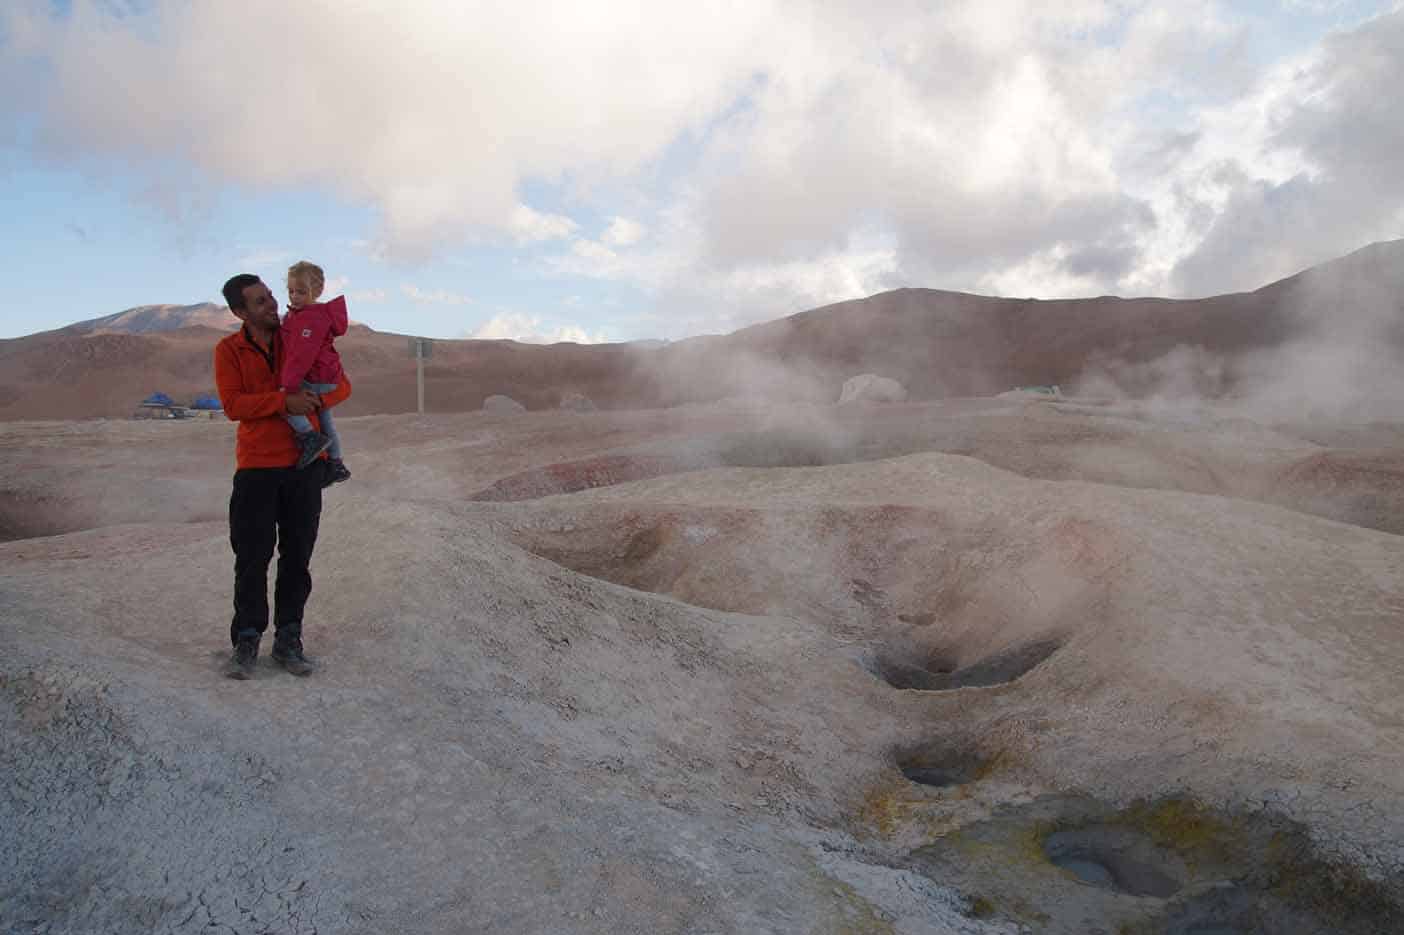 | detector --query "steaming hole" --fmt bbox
[716,431,845,468]
[1043,828,1185,899]
[875,639,1062,691]
[873,654,944,690]
[901,765,972,788]
[934,639,1063,689]
[895,743,986,789]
